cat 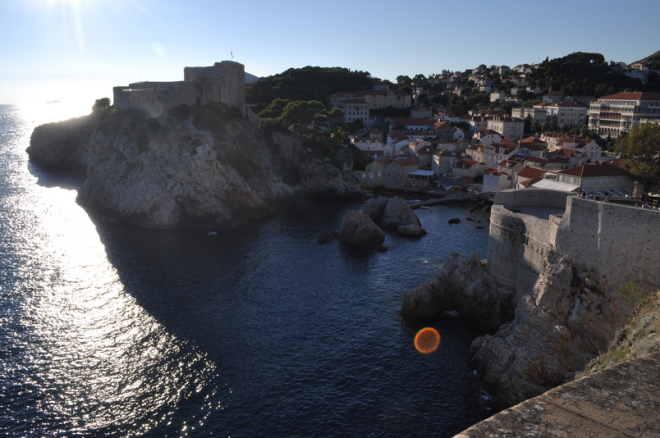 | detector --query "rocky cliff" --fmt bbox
[402,251,624,408]
[27,104,361,228]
